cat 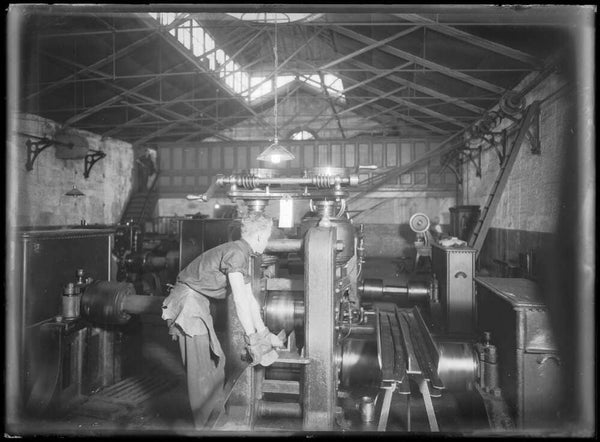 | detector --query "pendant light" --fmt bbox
[65,170,85,197]
[257,14,295,164]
